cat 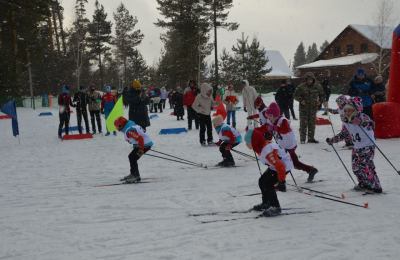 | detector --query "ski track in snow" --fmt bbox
[1,94,400,260]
